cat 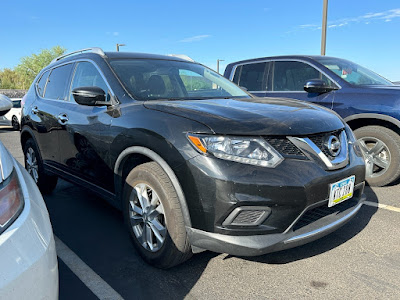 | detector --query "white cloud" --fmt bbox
[180,34,211,43]
[113,32,119,36]
[297,8,400,31]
